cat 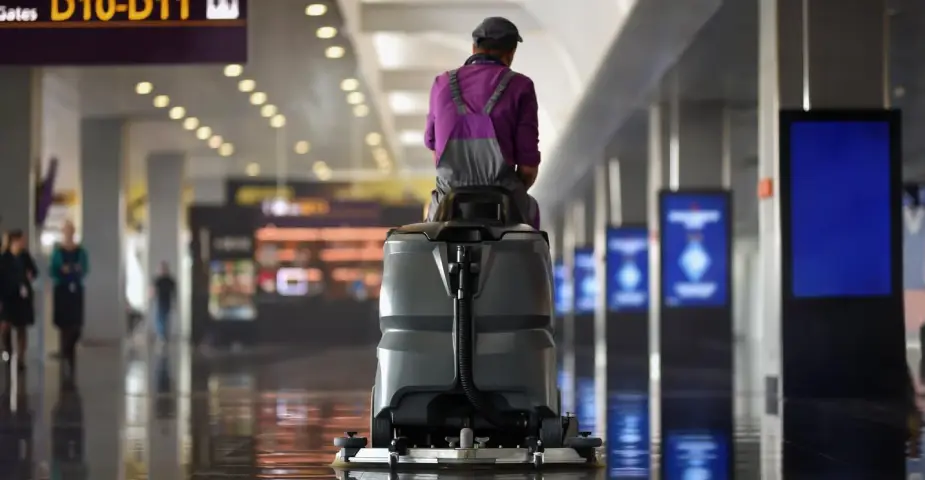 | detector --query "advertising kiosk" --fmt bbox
[658,189,733,479]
